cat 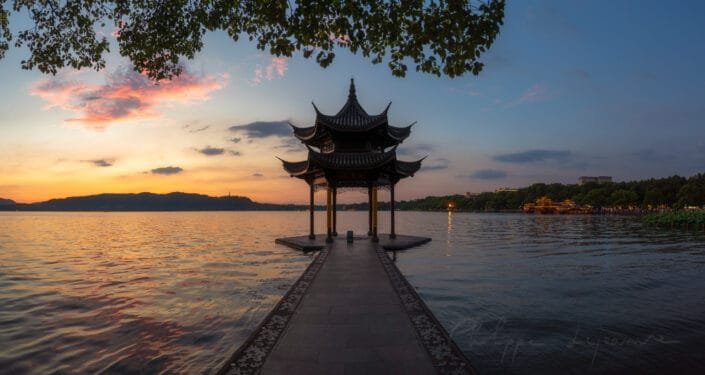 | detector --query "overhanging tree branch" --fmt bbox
[1,0,505,80]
